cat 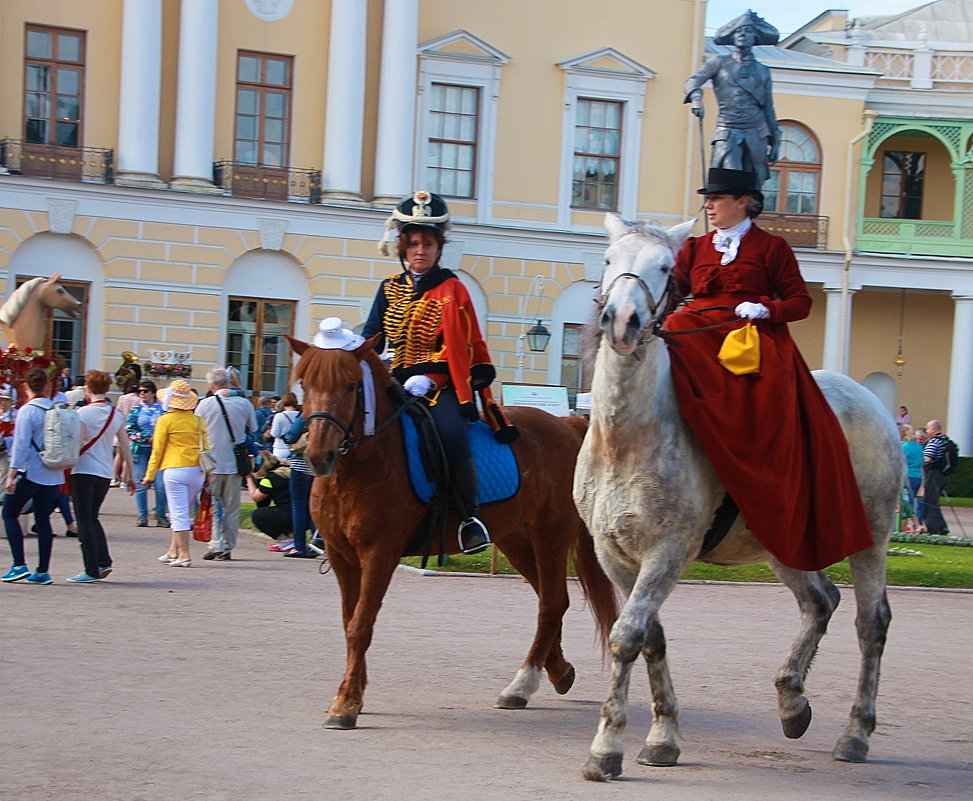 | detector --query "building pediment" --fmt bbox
[418,30,510,64]
[557,47,656,80]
